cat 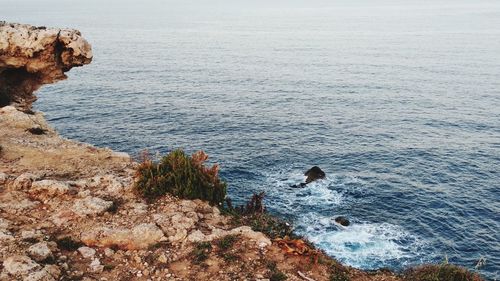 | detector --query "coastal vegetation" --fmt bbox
[224,192,295,239]
[1,21,490,281]
[403,264,483,281]
[133,151,485,281]
[215,235,241,262]
[266,260,288,281]
[134,149,227,205]
[191,241,213,264]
